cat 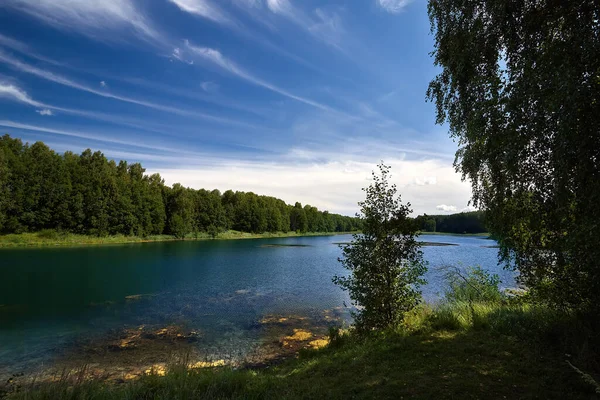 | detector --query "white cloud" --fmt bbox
[36,108,53,116]
[150,155,471,216]
[235,0,262,8]
[262,1,346,49]
[308,8,345,49]
[0,120,210,157]
[171,47,193,64]
[0,51,258,128]
[436,204,457,212]
[100,81,107,88]
[461,205,478,213]
[1,0,160,44]
[414,176,437,186]
[0,33,64,66]
[377,0,413,13]
[0,82,43,107]
[266,0,292,15]
[171,0,324,74]
[167,0,232,25]
[0,82,184,133]
[200,81,219,93]
[0,33,28,53]
[184,42,338,113]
